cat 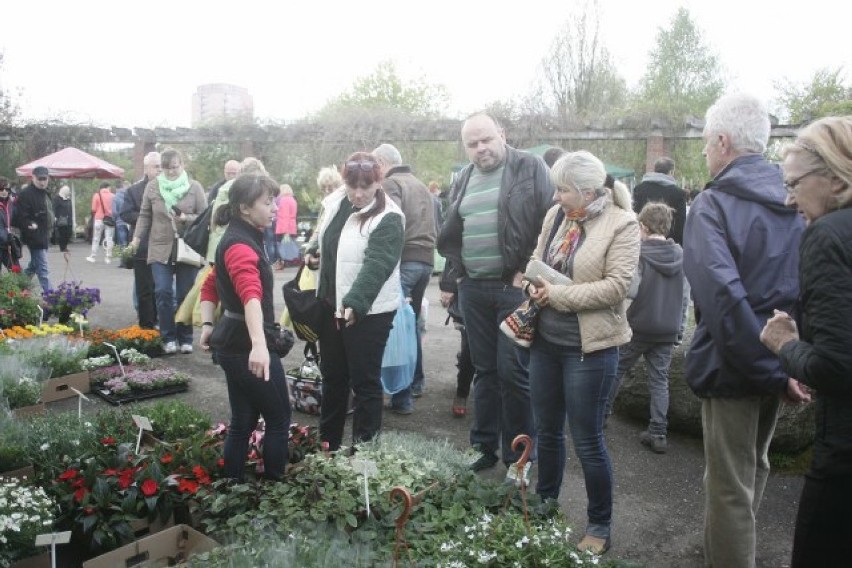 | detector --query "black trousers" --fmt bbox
[791,473,852,567]
[133,257,157,328]
[318,304,394,451]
